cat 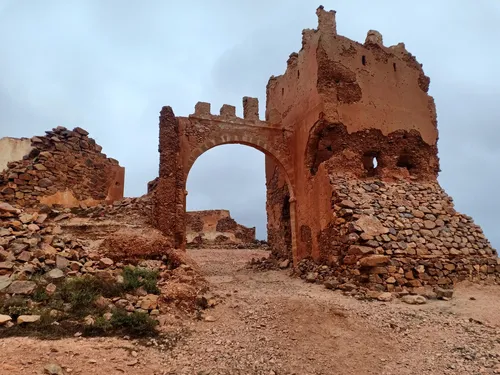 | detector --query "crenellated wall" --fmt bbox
[152,98,296,252]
